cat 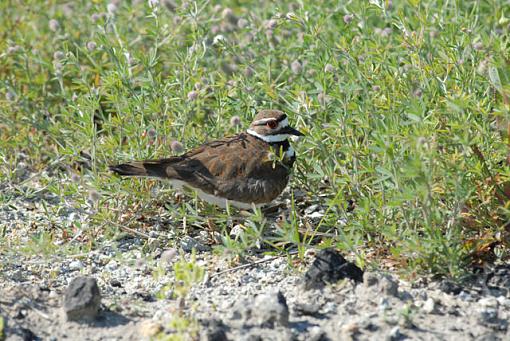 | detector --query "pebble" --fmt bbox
[308,326,326,341]
[105,260,118,271]
[138,320,163,338]
[379,297,390,311]
[364,272,399,297]
[458,291,473,301]
[496,296,510,308]
[63,276,101,321]
[388,326,401,341]
[252,291,289,327]
[180,236,211,252]
[422,298,437,314]
[478,297,499,308]
[159,248,178,266]
[69,260,84,272]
